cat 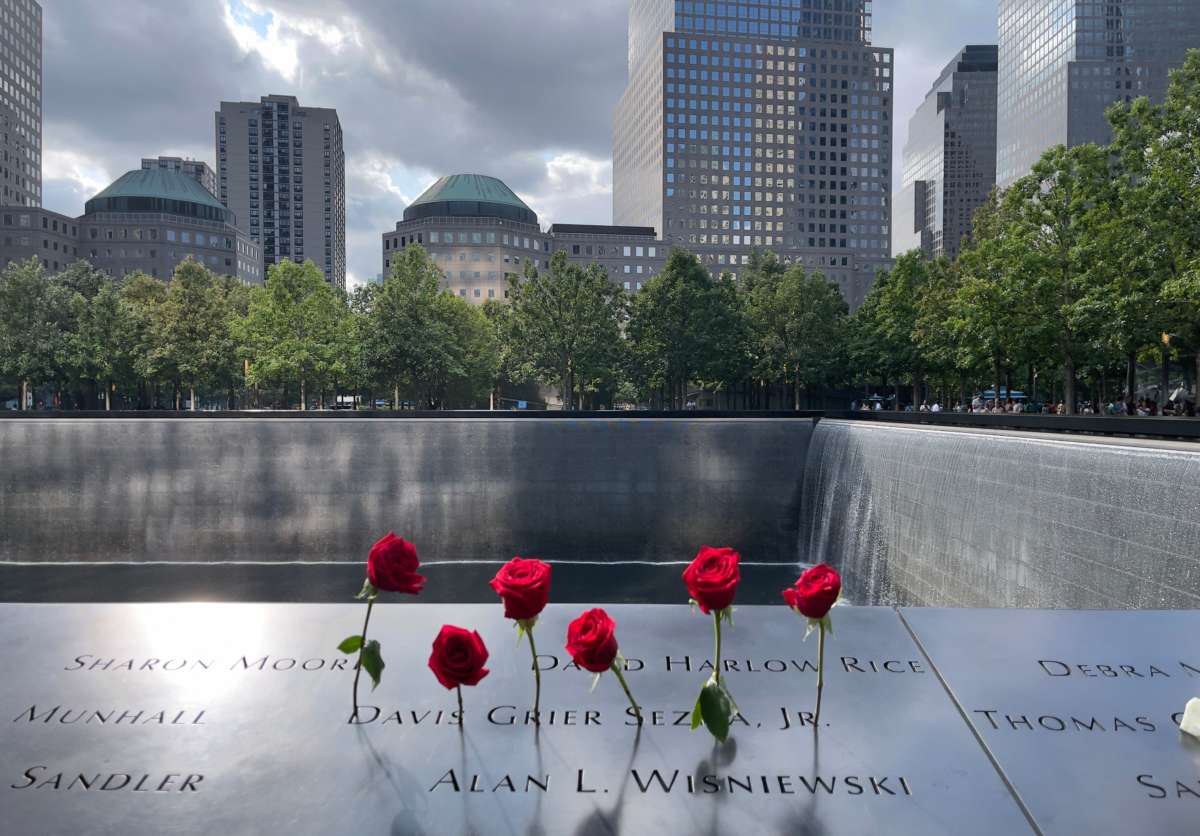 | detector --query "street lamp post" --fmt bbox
[1161,333,1172,413]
